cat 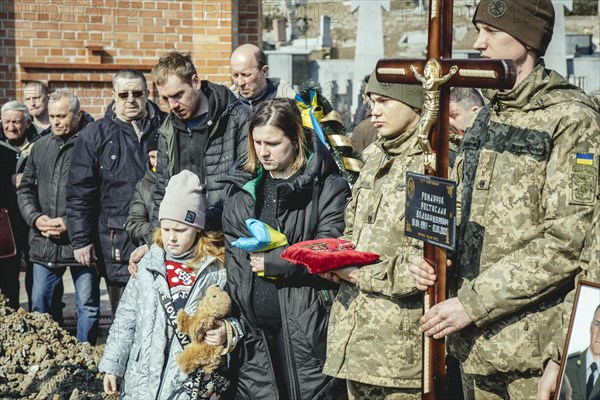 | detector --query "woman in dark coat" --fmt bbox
[222,98,351,400]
